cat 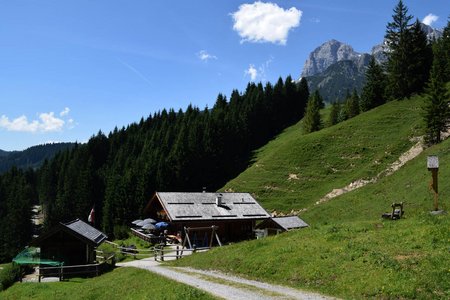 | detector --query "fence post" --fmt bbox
[176,246,179,260]
[59,266,63,281]
[159,242,165,261]
[154,247,157,261]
